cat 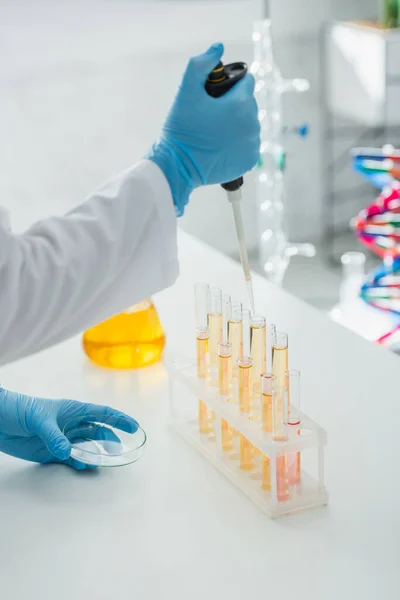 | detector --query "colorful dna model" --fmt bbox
[352,147,400,348]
